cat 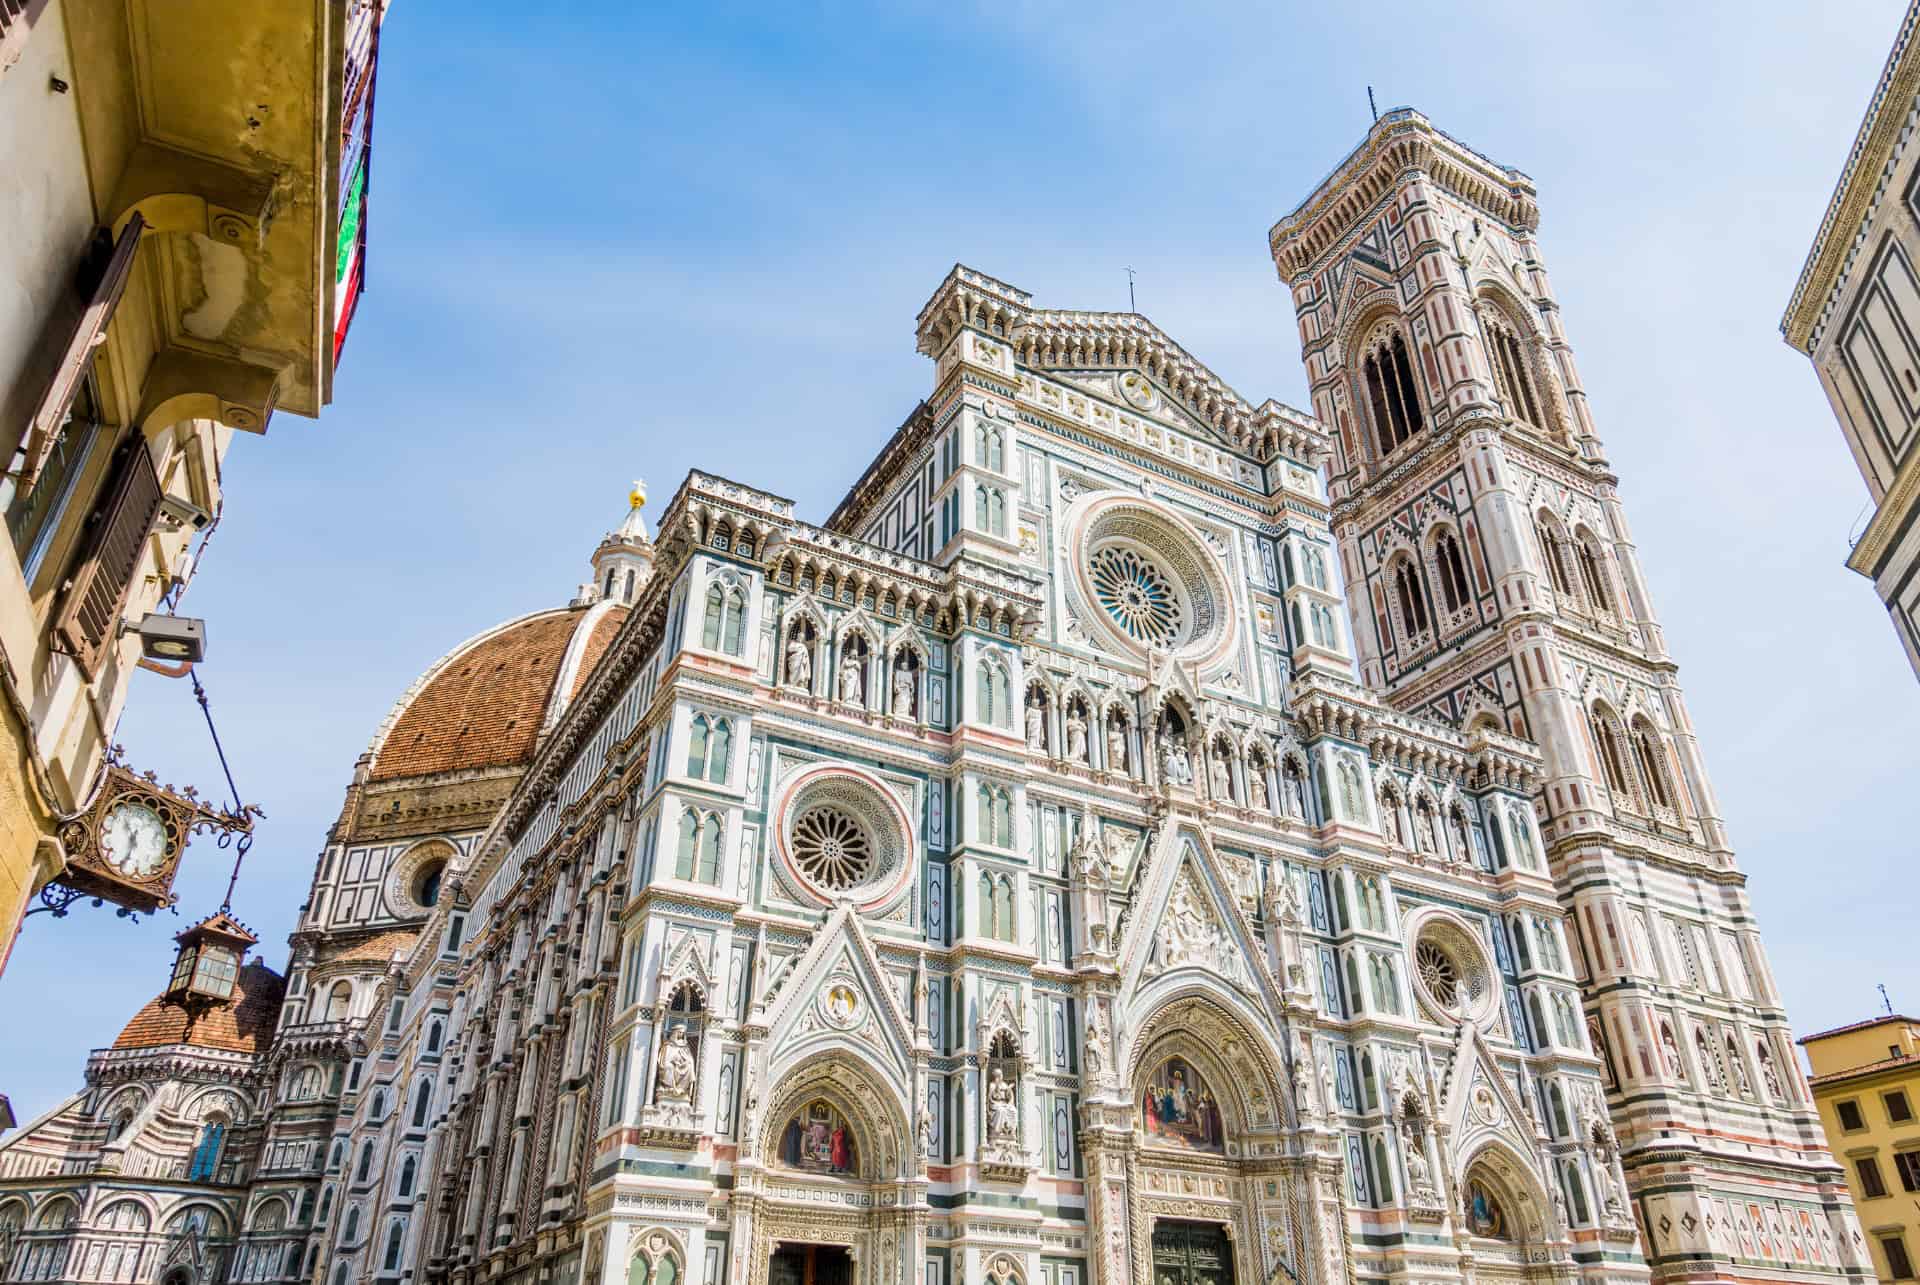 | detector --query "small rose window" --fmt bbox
[791,807,872,890]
